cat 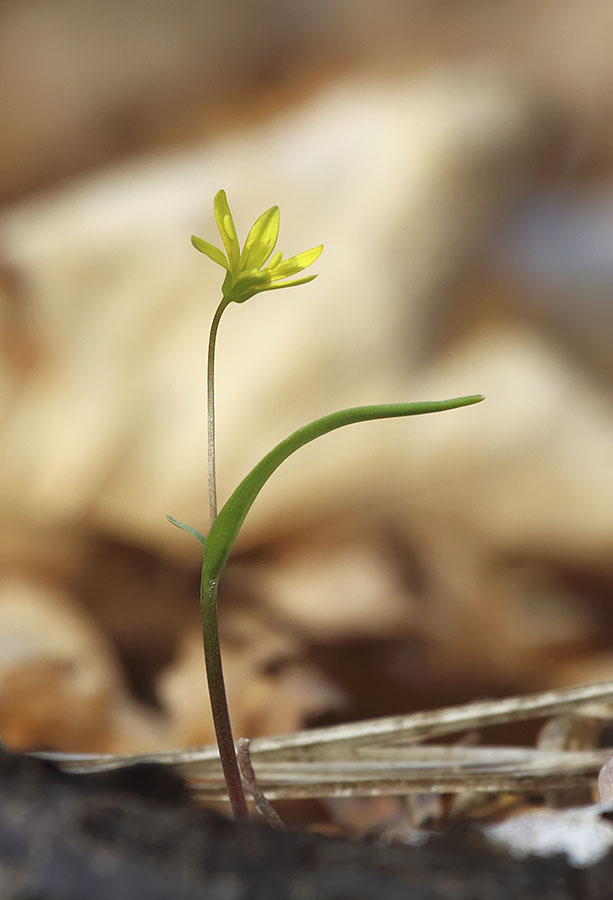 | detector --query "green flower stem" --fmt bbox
[200,574,249,819]
[207,296,231,524]
[205,294,248,816]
